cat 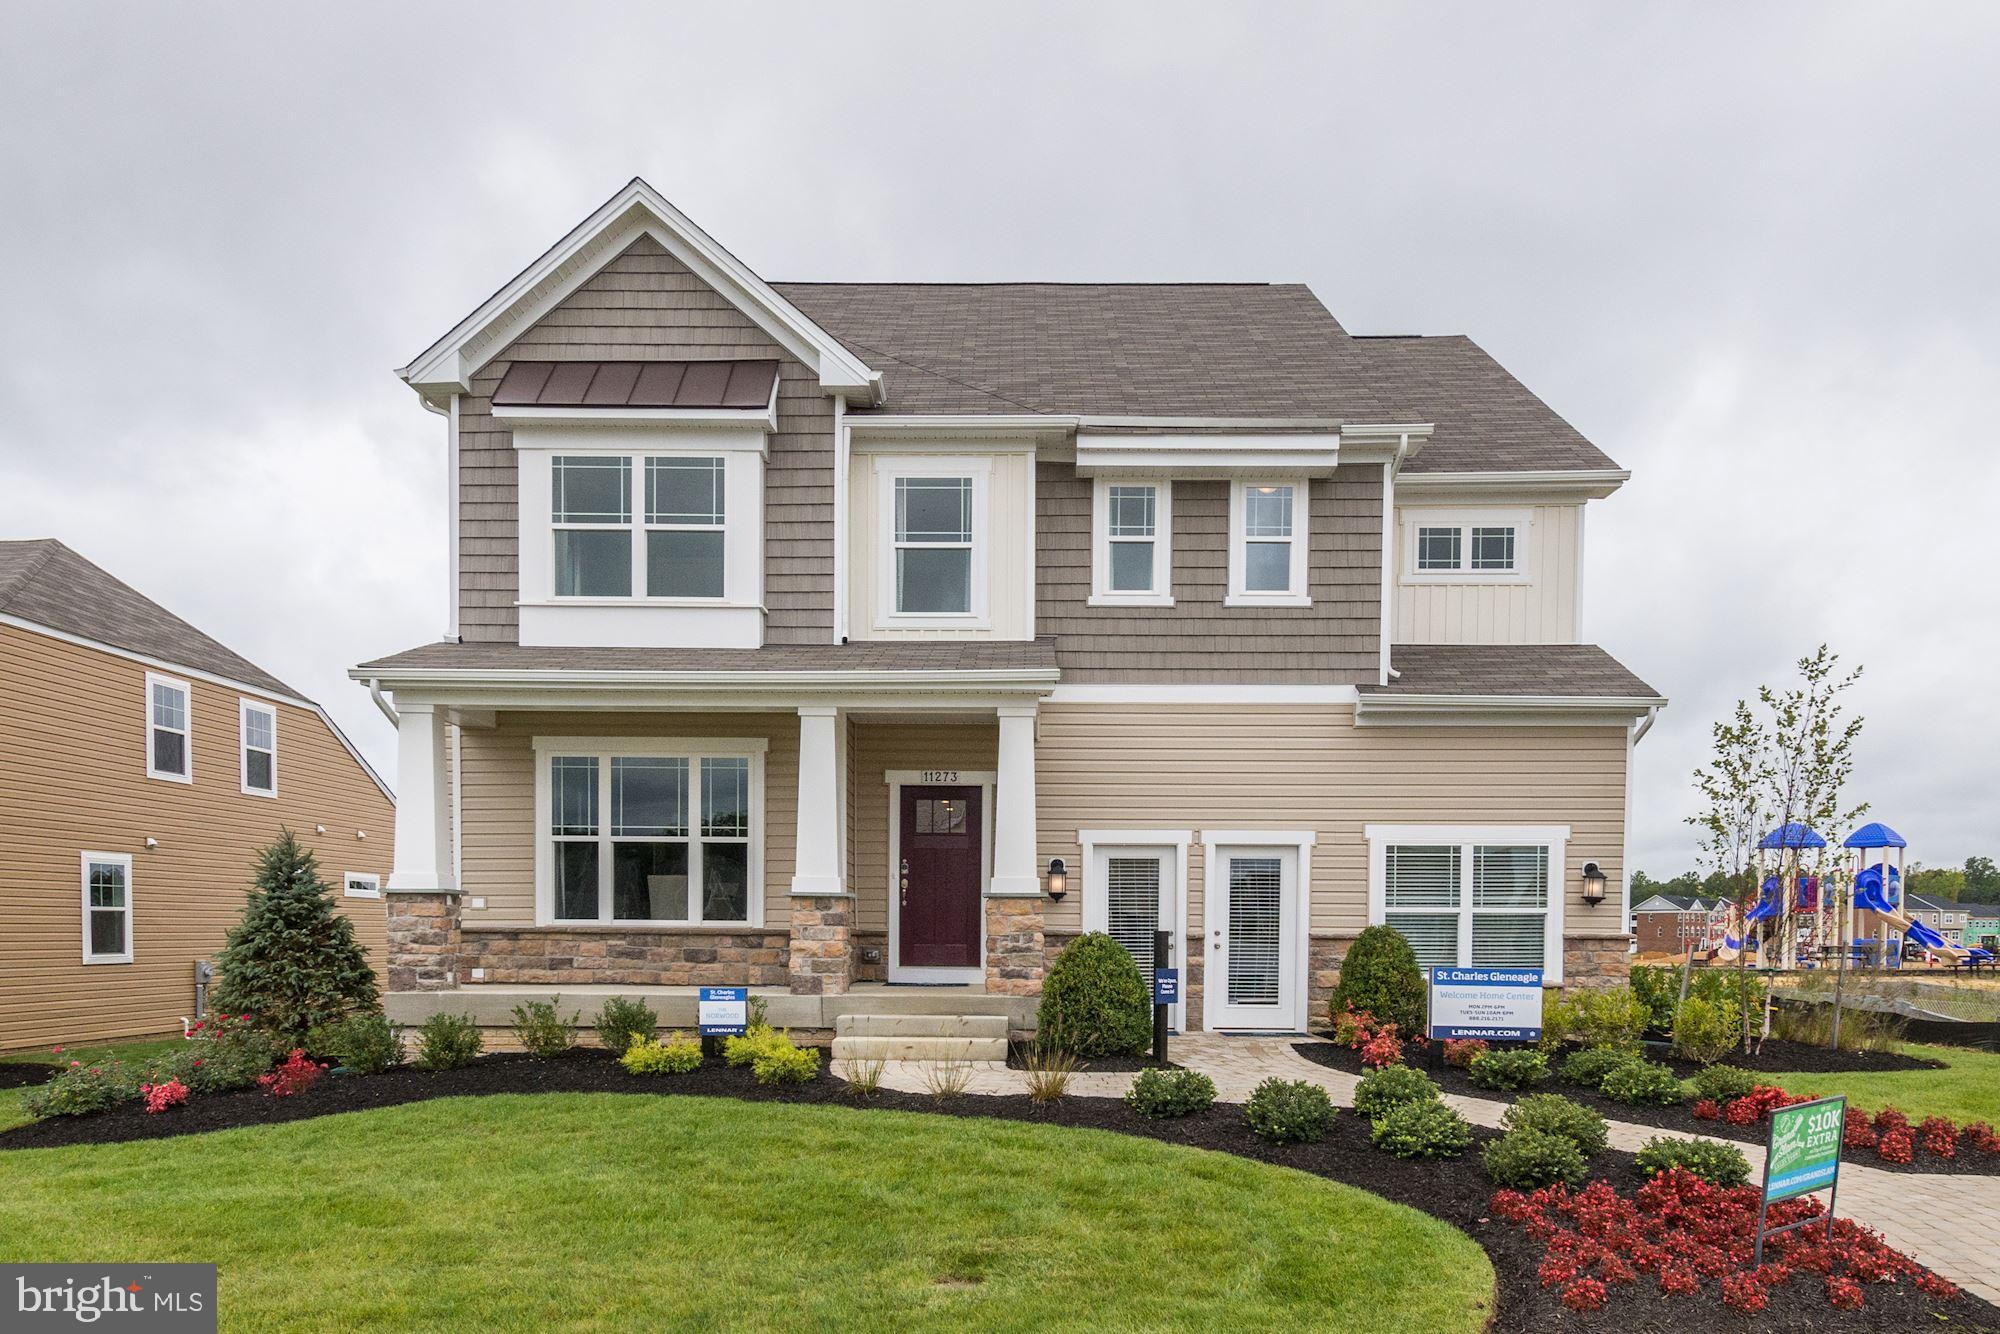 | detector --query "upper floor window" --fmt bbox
[1227,479,1310,606]
[240,700,277,796]
[82,852,134,964]
[550,454,730,600]
[1404,510,1529,581]
[1091,479,1173,606]
[146,673,192,783]
[552,455,633,597]
[646,457,725,597]
[872,458,991,629]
